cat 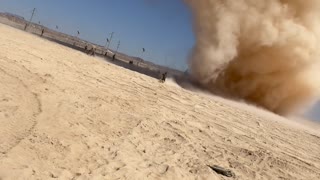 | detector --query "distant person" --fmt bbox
[89,48,95,56]
[160,72,167,83]
[41,29,44,36]
[112,54,116,60]
[92,48,96,56]
[84,46,95,56]
[84,45,89,54]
